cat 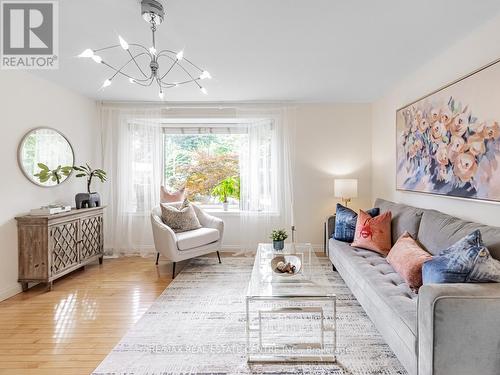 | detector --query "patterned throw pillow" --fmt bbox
[387,231,433,291]
[422,230,500,284]
[351,210,392,255]
[334,204,380,243]
[160,186,186,203]
[160,199,202,233]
